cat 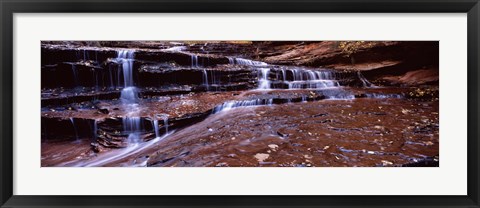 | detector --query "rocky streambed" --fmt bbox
[41,41,439,167]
